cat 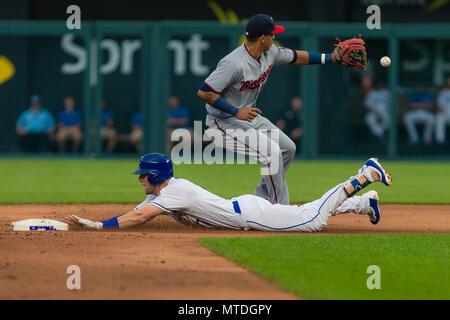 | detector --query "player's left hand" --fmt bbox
[66,214,103,230]
[235,107,262,122]
[332,35,368,70]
